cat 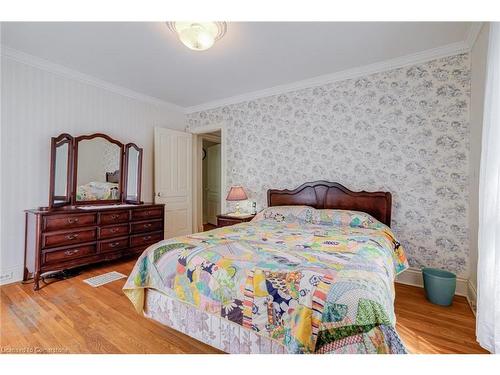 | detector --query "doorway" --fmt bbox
[191,127,224,233]
[202,134,221,230]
